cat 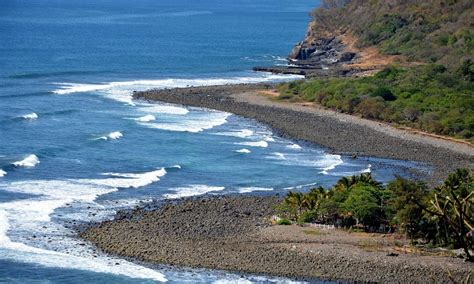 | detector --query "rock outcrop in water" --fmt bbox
[254,26,366,78]
[254,5,395,78]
